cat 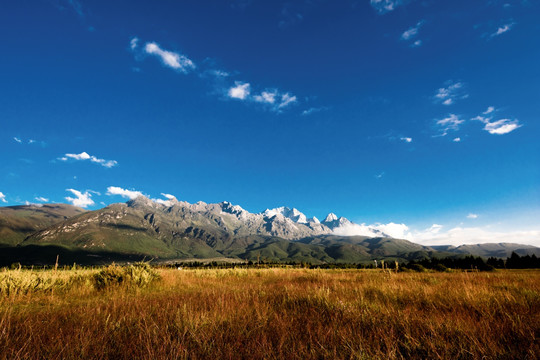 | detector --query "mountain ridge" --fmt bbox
[1,198,538,264]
